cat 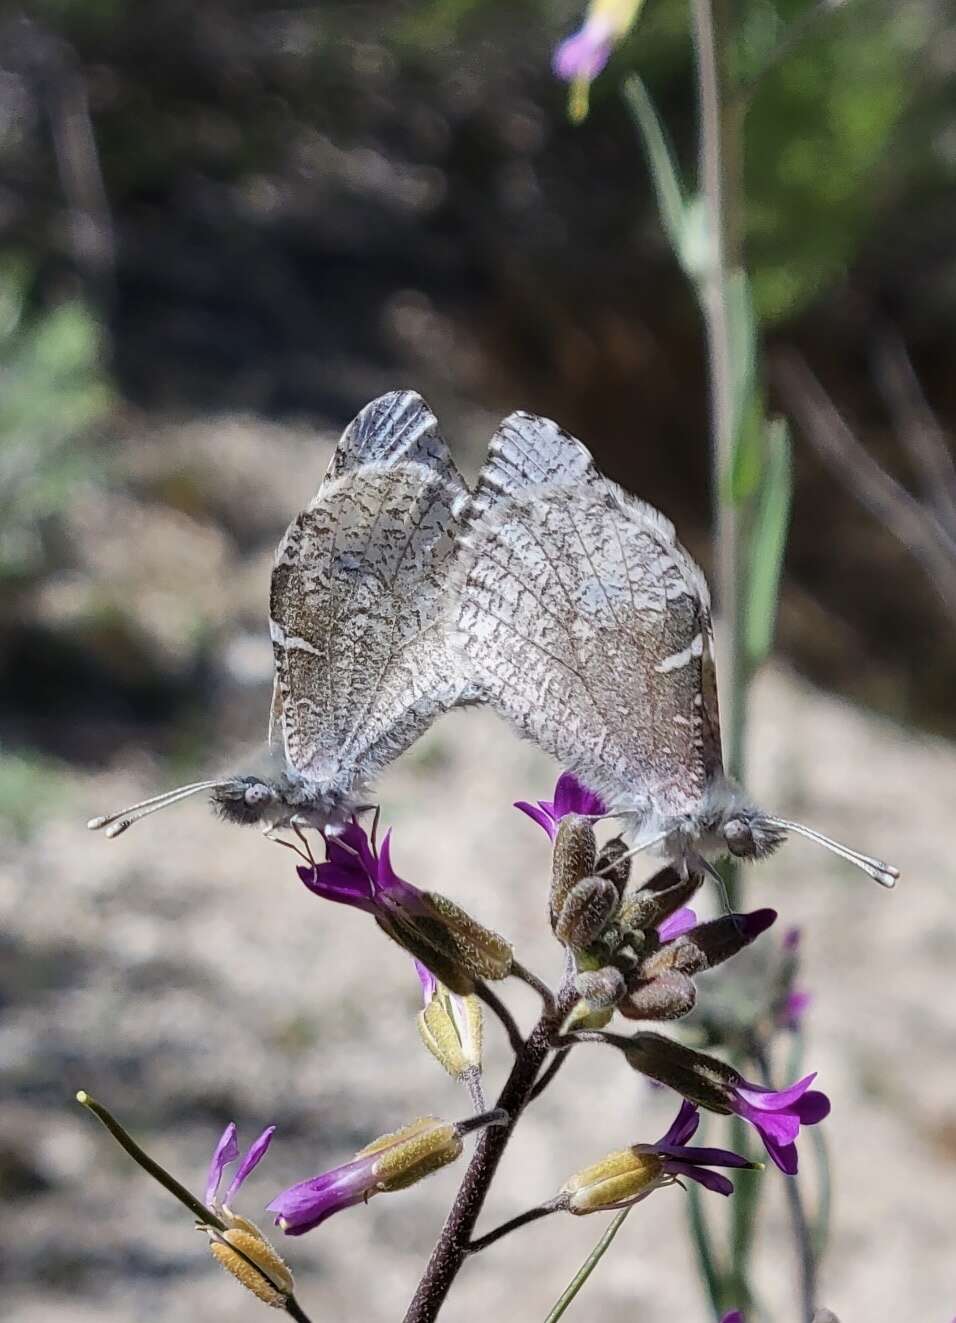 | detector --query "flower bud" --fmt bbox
[594,835,631,894]
[622,1031,739,1111]
[386,893,513,993]
[206,1216,294,1309]
[550,814,597,928]
[359,1116,463,1193]
[618,867,702,933]
[554,875,620,949]
[574,965,626,1011]
[619,970,697,1021]
[418,984,483,1080]
[561,1148,666,1214]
